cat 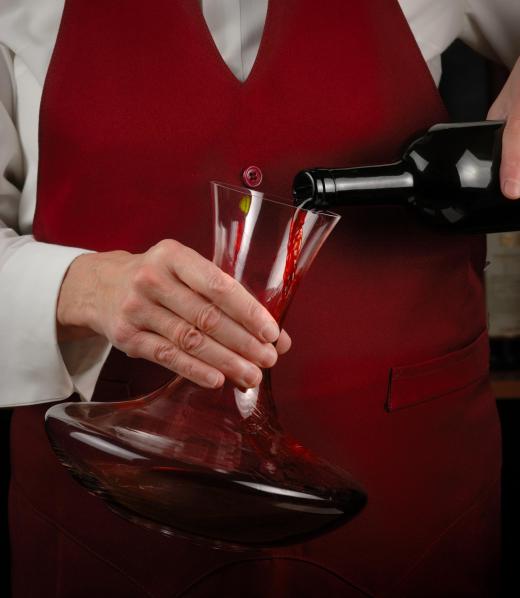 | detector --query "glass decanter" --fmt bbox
[45,182,367,550]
